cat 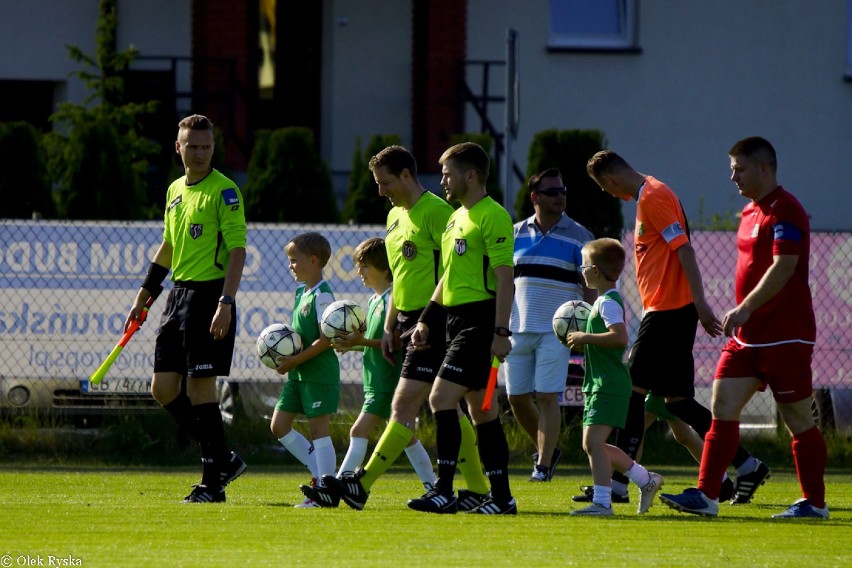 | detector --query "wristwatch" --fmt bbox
[494,326,512,337]
[218,295,234,305]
